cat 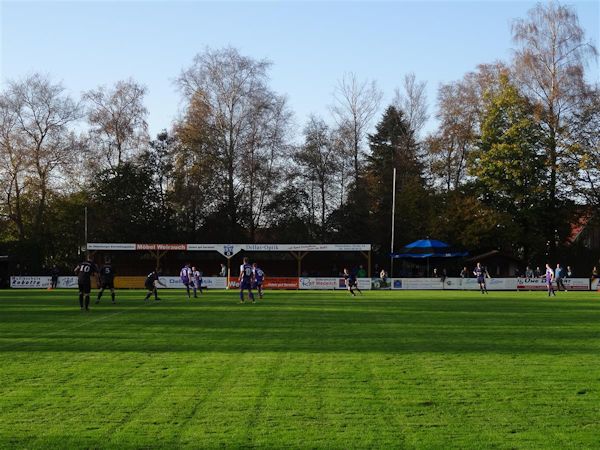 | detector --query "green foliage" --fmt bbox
[469,76,548,259]
[363,106,430,248]
[90,162,170,242]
